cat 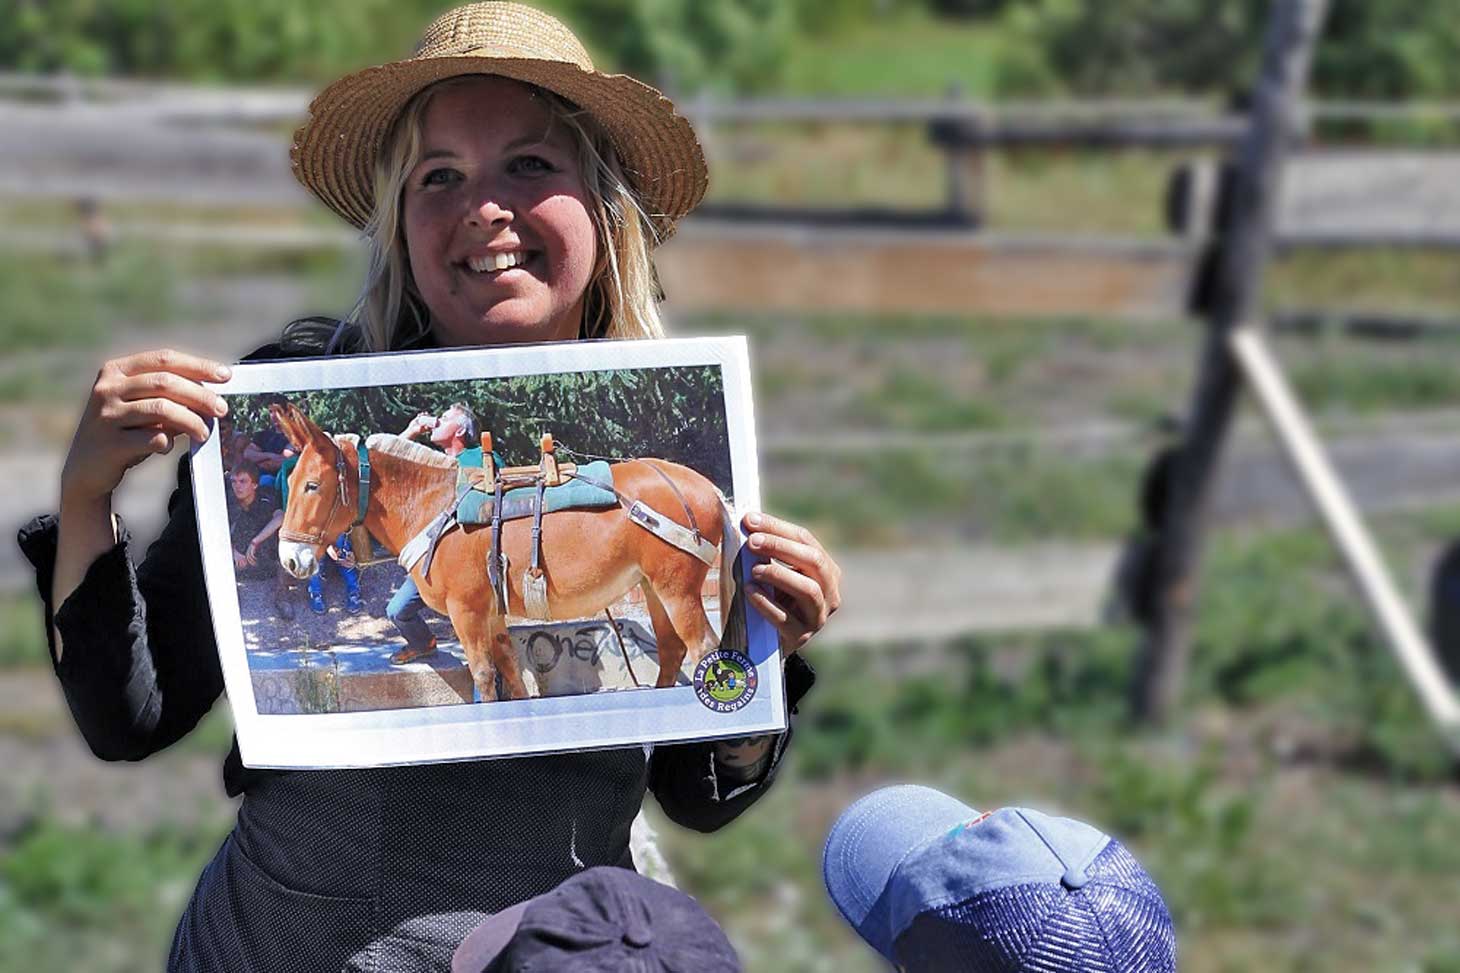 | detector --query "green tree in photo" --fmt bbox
[229,365,733,494]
